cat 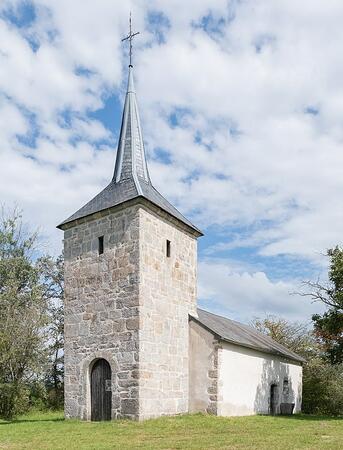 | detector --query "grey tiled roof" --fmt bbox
[192,308,305,363]
[57,178,202,234]
[57,66,202,236]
